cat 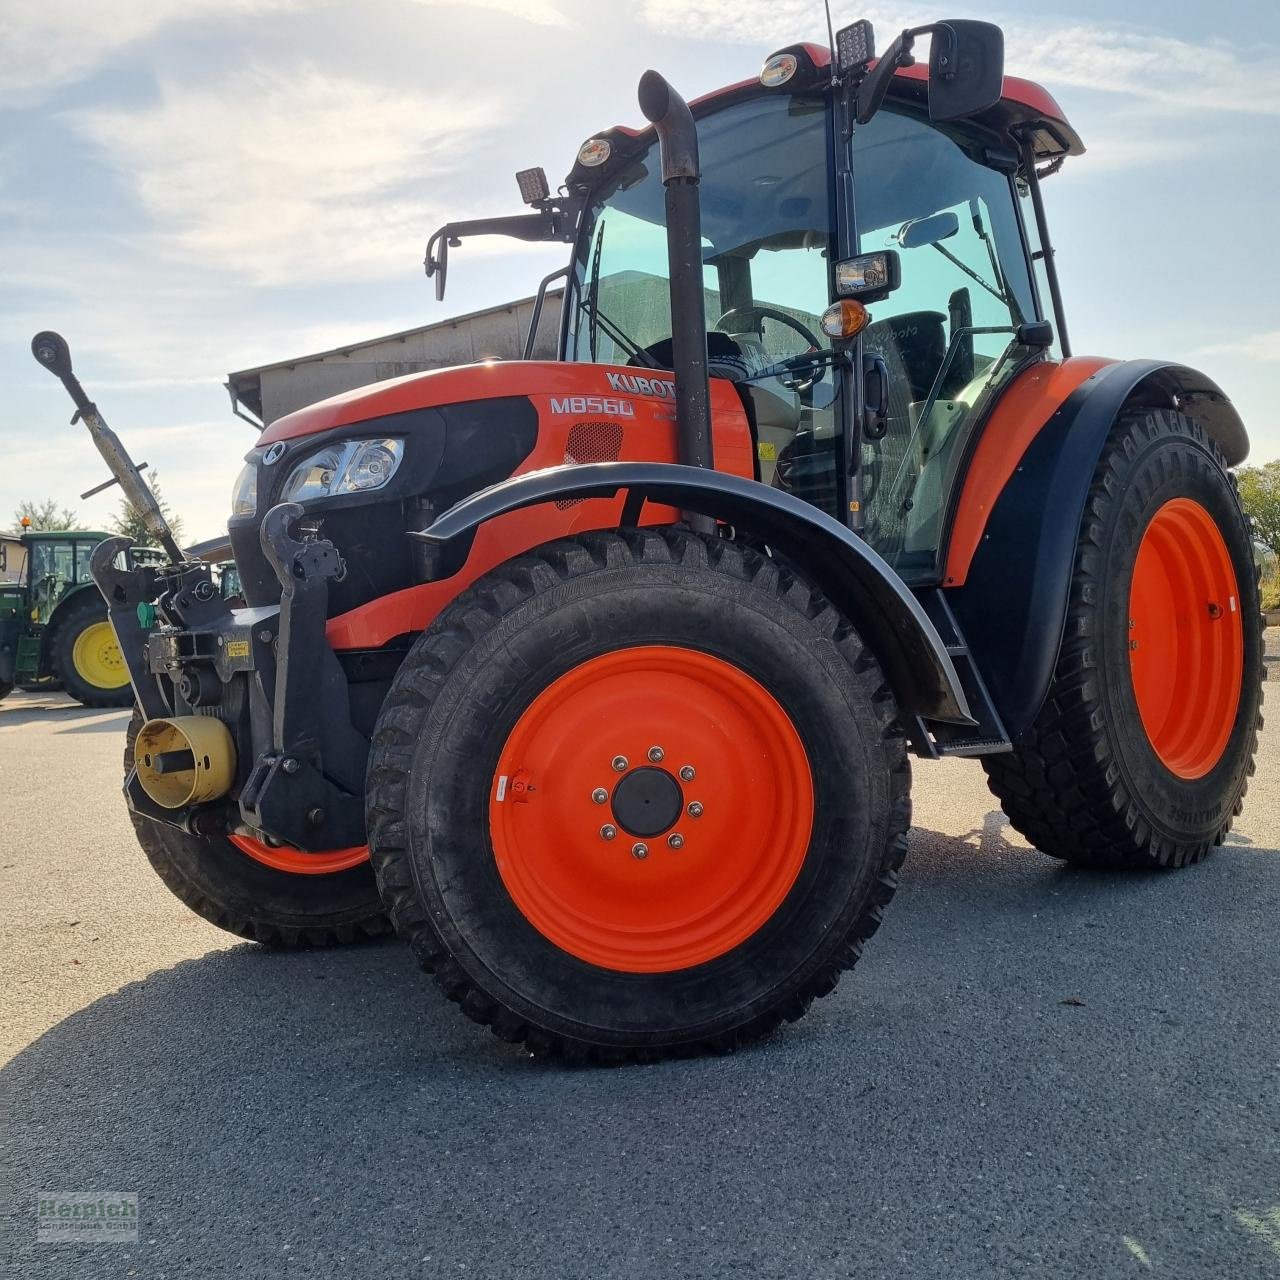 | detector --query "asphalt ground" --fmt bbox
[2,633,1278,1279]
